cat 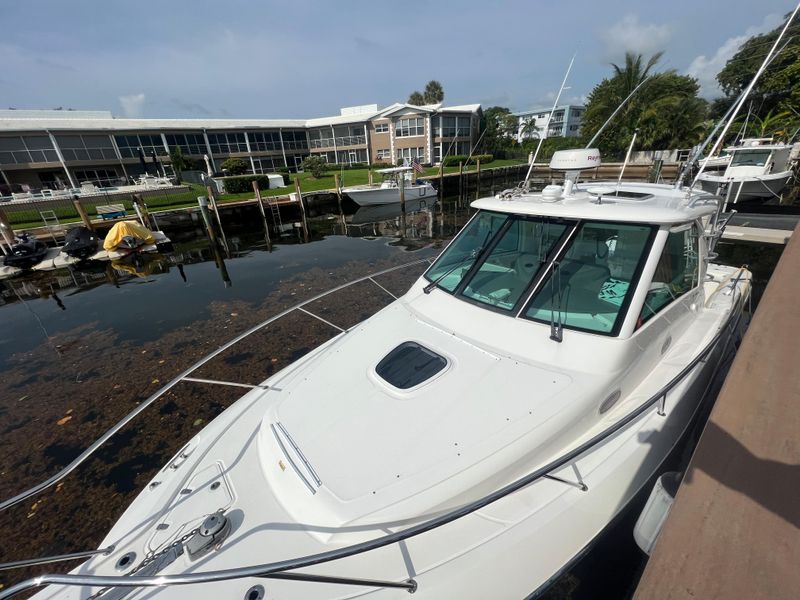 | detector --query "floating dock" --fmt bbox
[634,224,800,599]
